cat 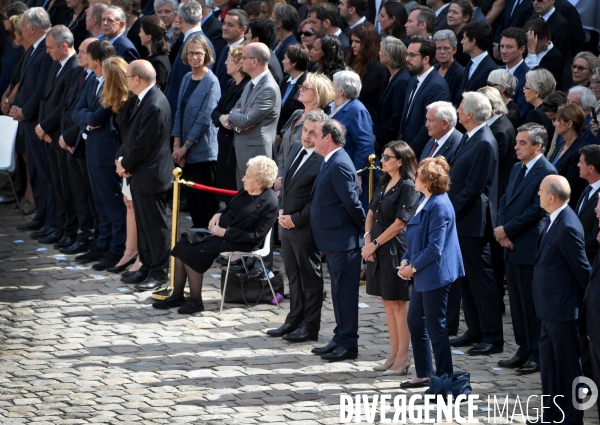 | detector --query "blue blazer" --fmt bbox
[332,99,375,171]
[533,206,590,322]
[112,34,140,63]
[498,156,557,265]
[419,128,462,162]
[503,61,532,119]
[309,148,365,253]
[172,70,221,164]
[274,34,297,72]
[402,193,465,292]
[398,68,451,158]
[375,66,411,146]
